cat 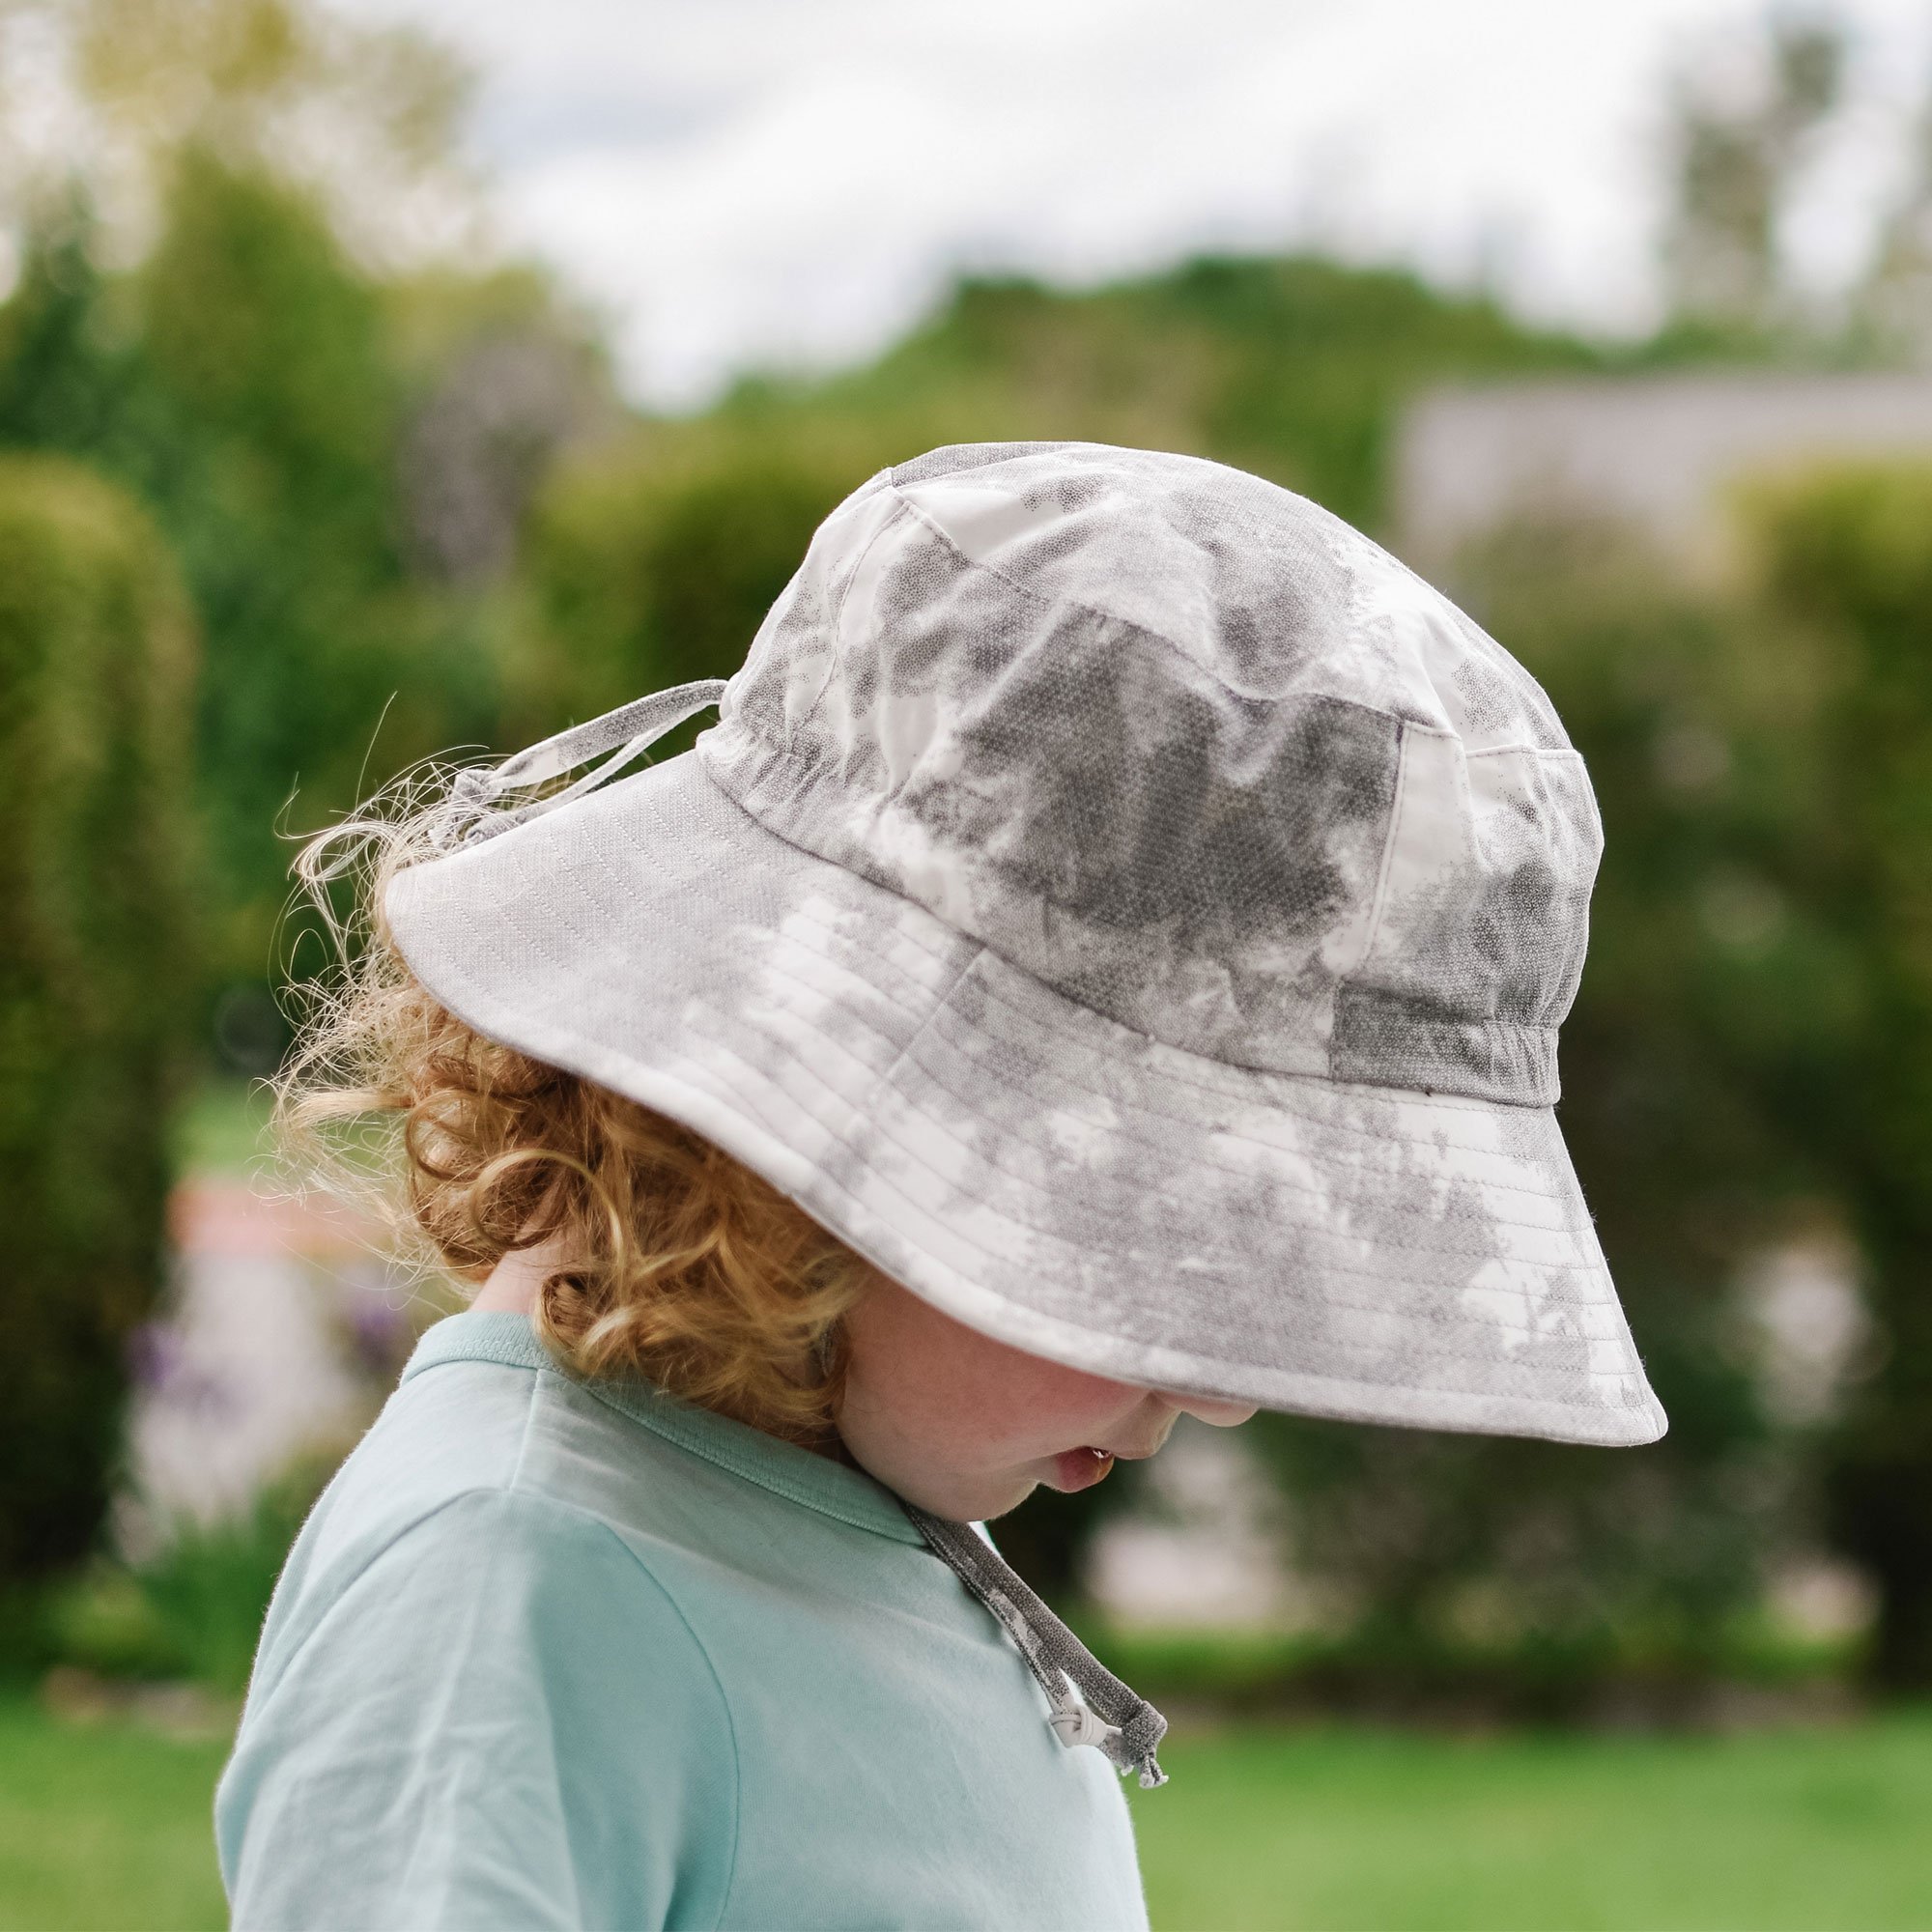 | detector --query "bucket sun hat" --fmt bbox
[387,440,1667,1452]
